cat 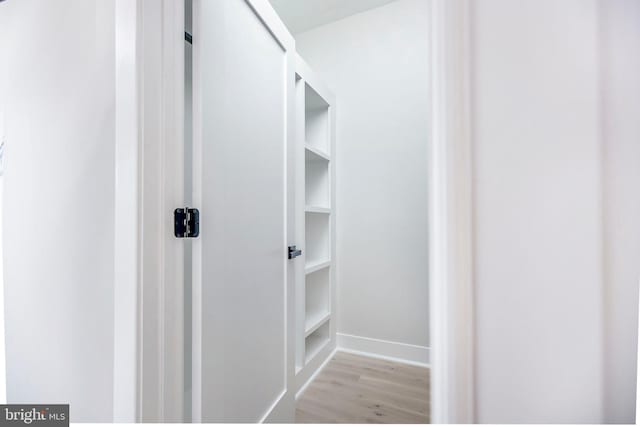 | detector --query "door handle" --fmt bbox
[288,246,302,259]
